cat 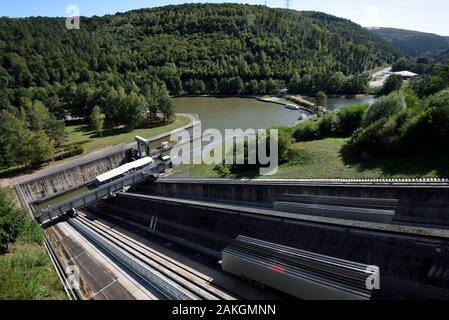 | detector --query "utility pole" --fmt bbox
[285,0,292,9]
